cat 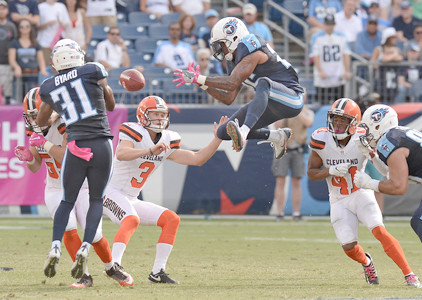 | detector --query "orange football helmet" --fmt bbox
[23,87,46,134]
[327,98,361,140]
[136,96,169,133]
